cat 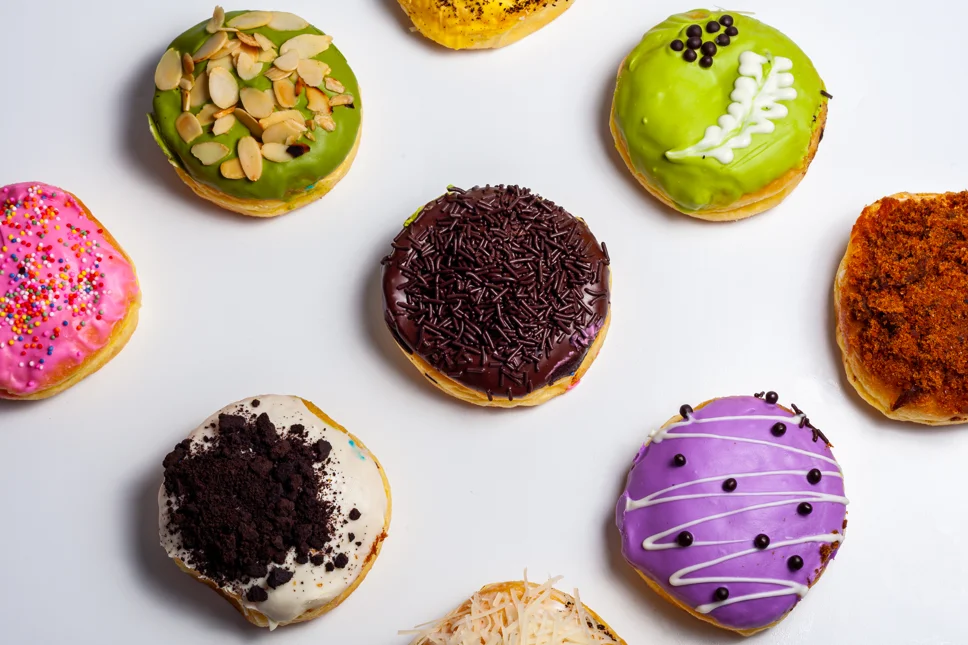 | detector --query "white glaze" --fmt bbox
[666,51,797,164]
[159,395,389,629]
